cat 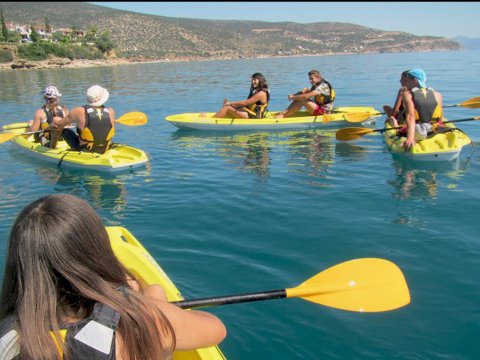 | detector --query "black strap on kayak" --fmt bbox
[57,152,68,167]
